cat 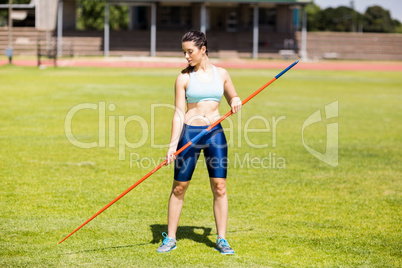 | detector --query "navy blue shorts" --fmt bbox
[174,123,228,181]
